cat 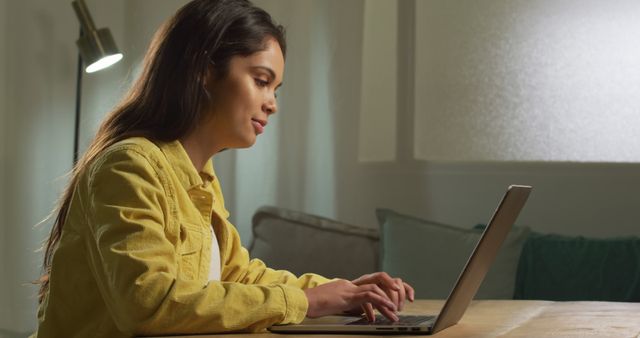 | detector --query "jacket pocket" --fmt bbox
[178,223,203,280]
